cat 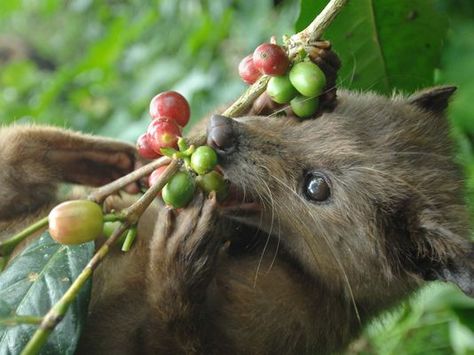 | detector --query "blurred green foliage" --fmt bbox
[0,0,473,354]
[0,0,298,140]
